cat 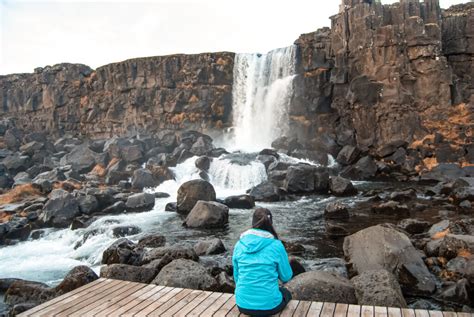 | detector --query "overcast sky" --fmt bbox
[0,0,469,75]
